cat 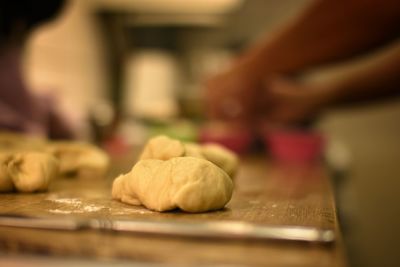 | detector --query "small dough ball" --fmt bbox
[201,144,238,177]
[46,142,109,177]
[0,153,13,192]
[7,152,59,193]
[183,143,204,158]
[139,136,239,178]
[139,135,185,160]
[112,157,233,212]
[112,174,141,206]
